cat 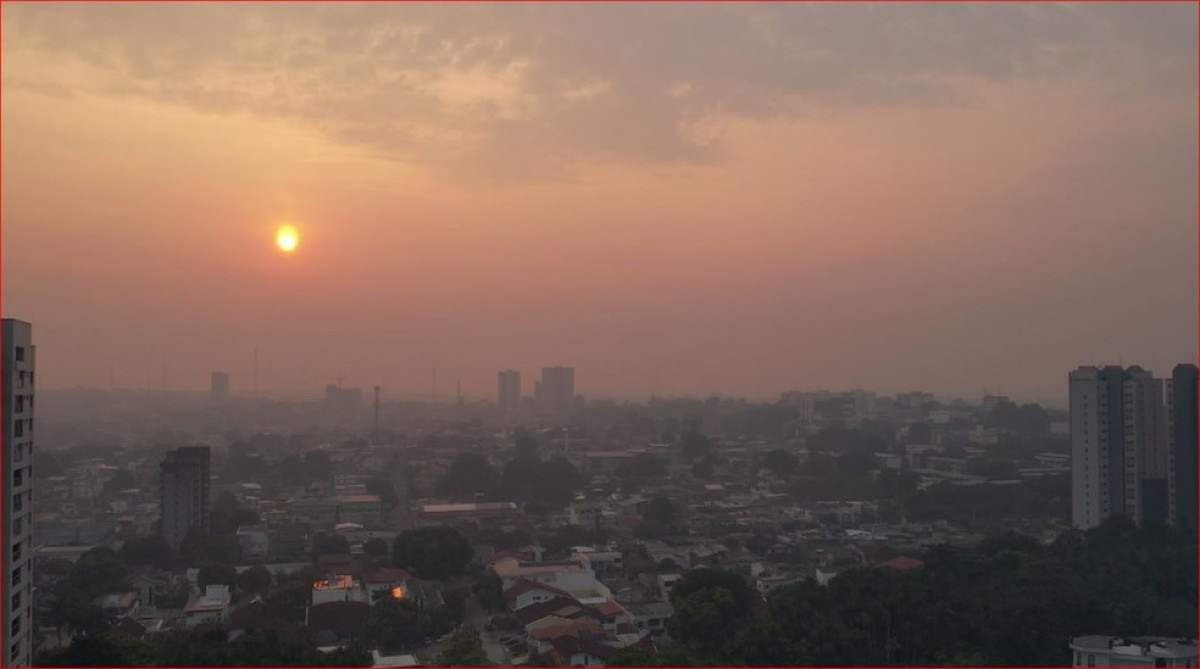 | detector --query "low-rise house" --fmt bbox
[93,592,139,620]
[182,585,232,628]
[540,636,617,667]
[491,556,601,598]
[574,550,623,579]
[504,579,573,611]
[591,600,634,635]
[363,568,412,604]
[625,601,672,636]
[655,573,680,601]
[336,495,383,527]
[236,525,270,562]
[371,650,420,667]
[875,556,924,572]
[1070,636,1197,667]
[312,575,368,605]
